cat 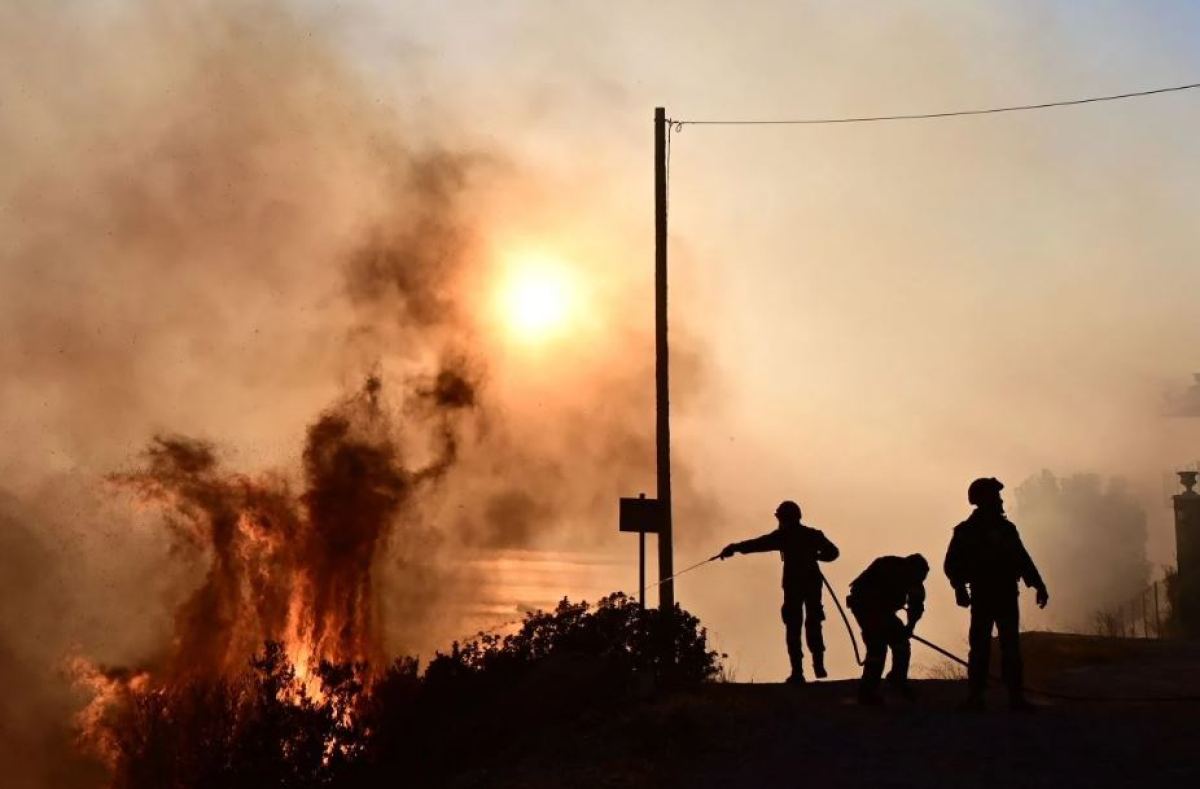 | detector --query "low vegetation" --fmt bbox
[85,593,722,789]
